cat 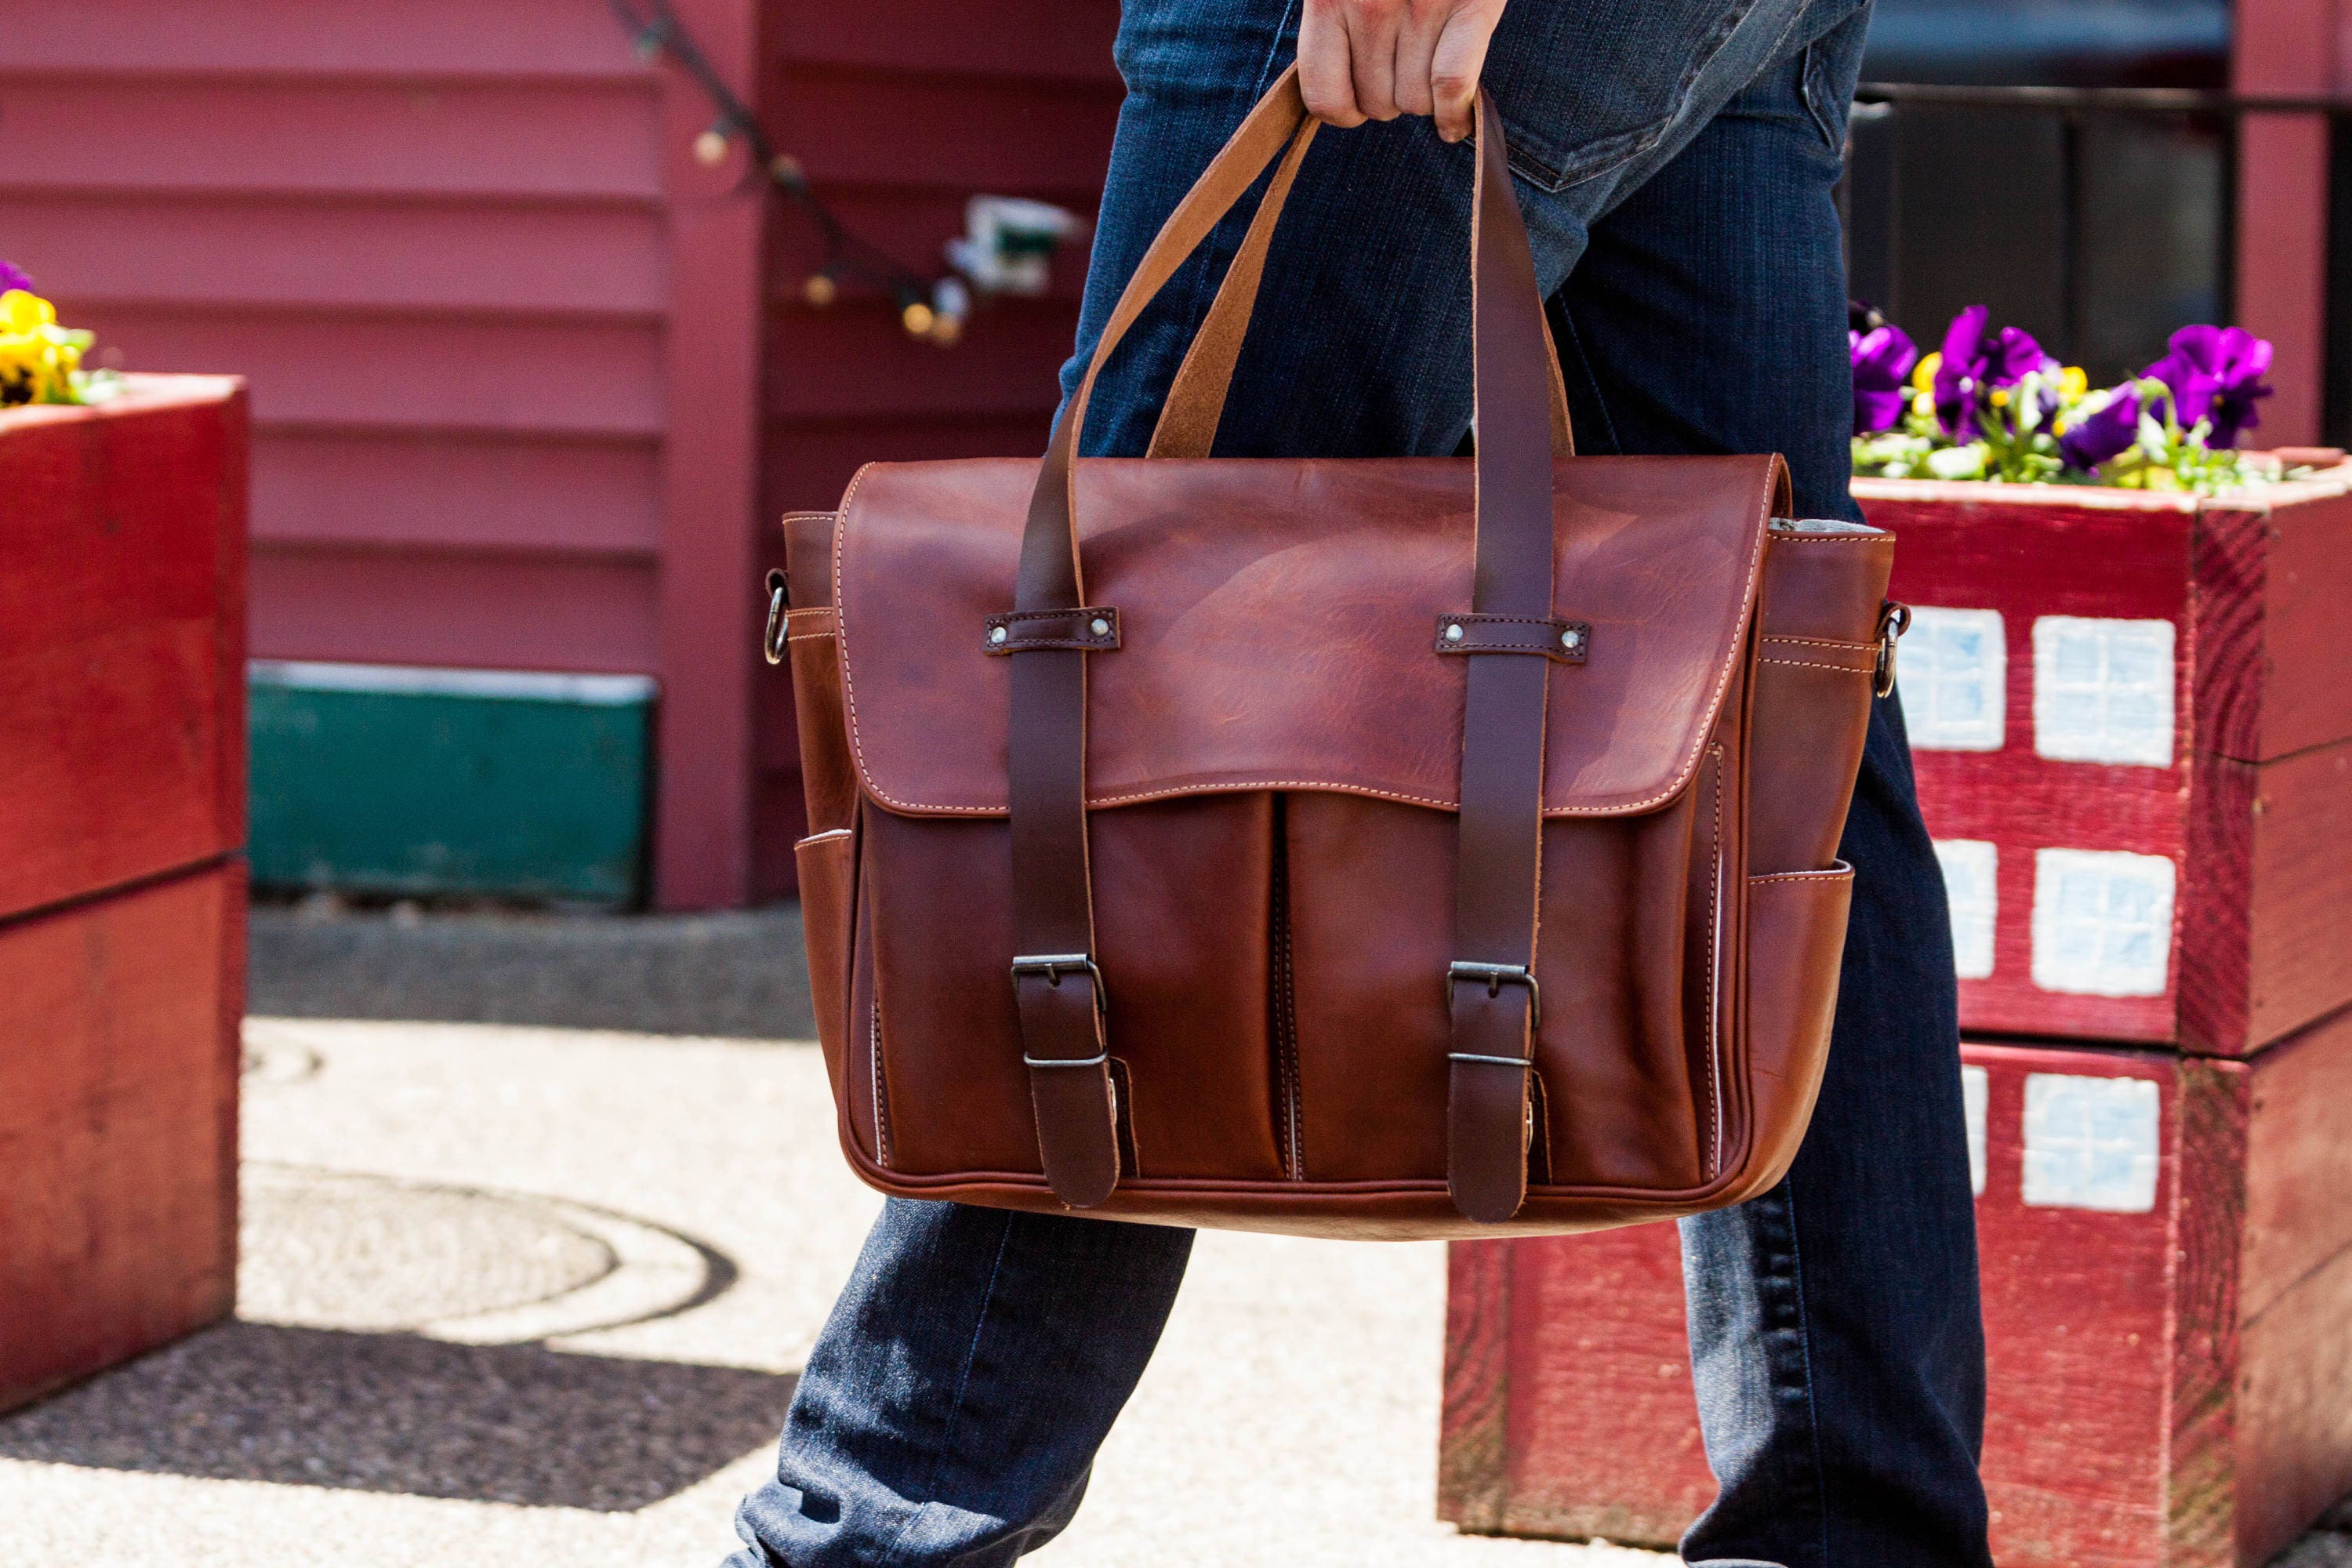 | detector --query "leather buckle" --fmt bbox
[1875,600,1912,698]
[1011,953,1109,1019]
[1447,960,1541,1030]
